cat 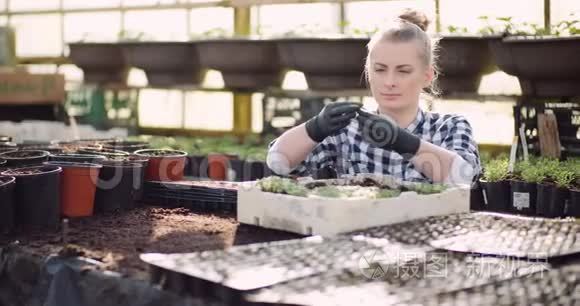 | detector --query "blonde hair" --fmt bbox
[364,8,440,96]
